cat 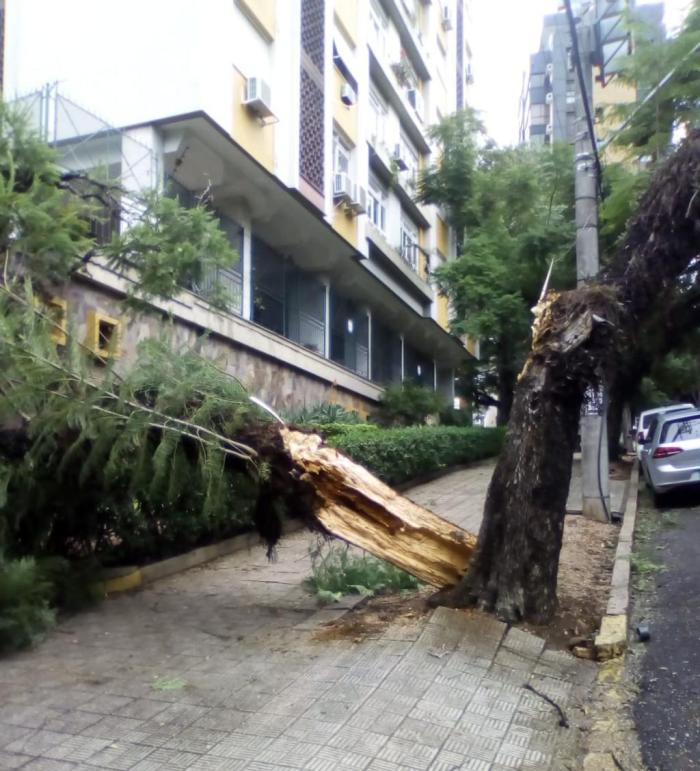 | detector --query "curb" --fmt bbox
[96,517,305,595]
[594,459,639,660]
